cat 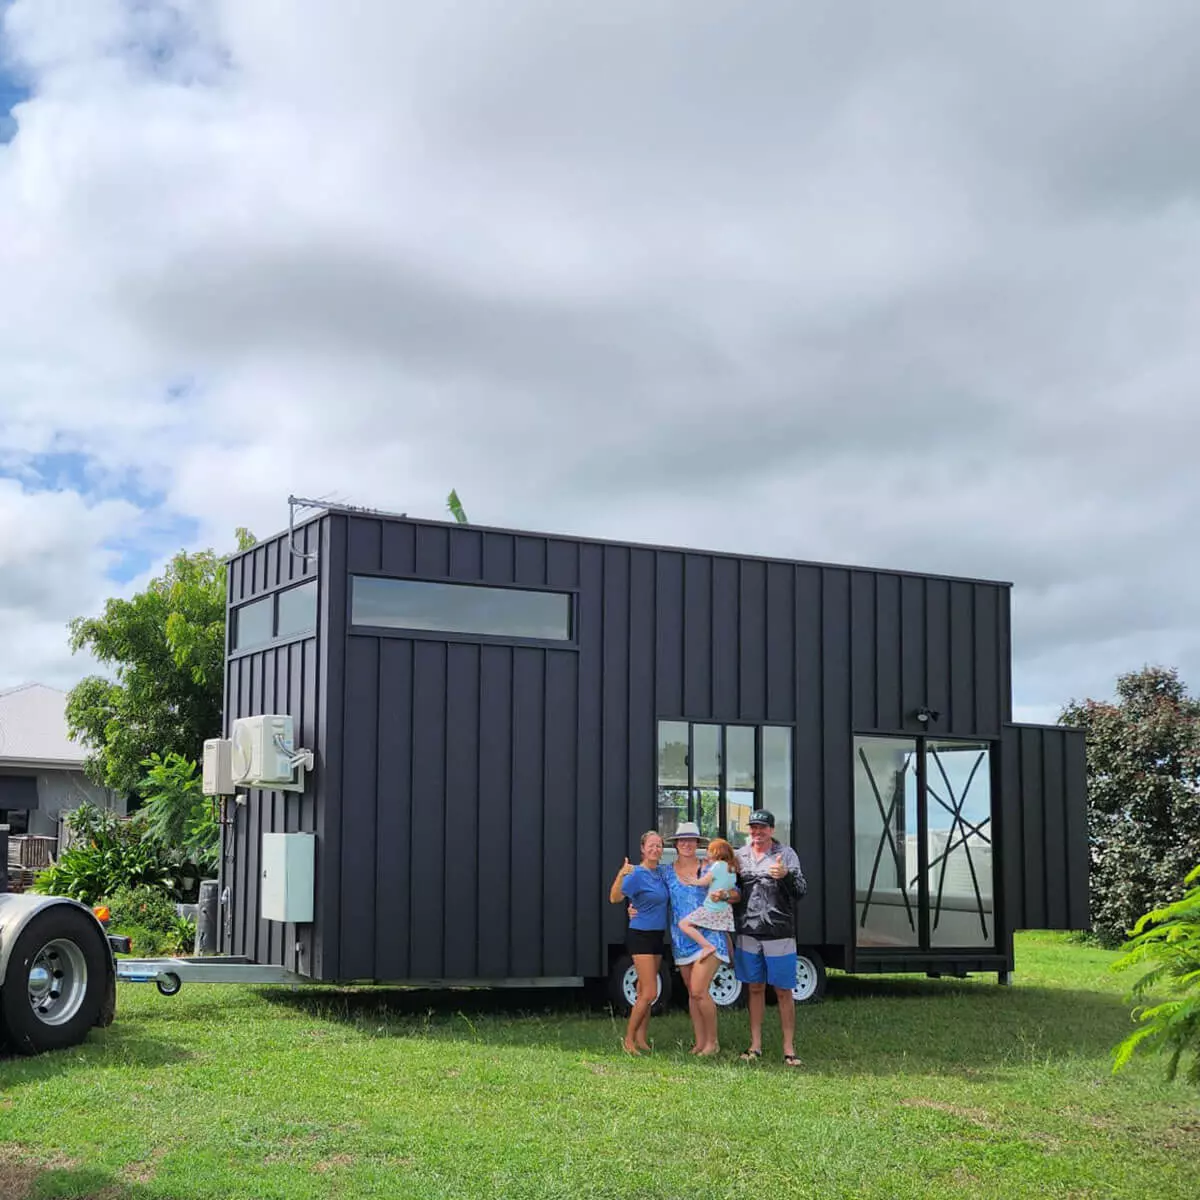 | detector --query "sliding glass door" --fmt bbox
[853,735,995,950]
